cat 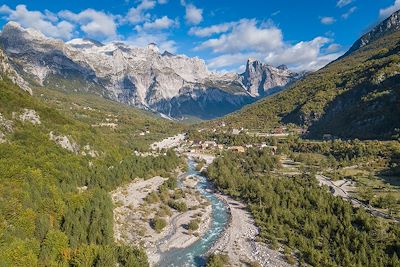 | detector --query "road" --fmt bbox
[316,174,399,222]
